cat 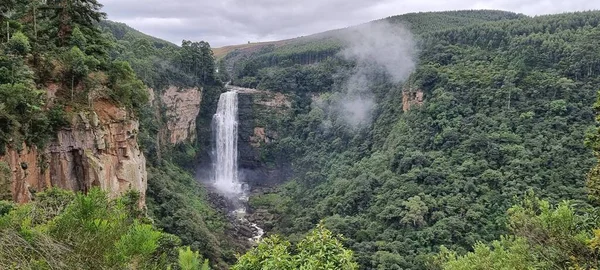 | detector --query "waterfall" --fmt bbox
[212,91,242,196]
[212,88,264,243]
